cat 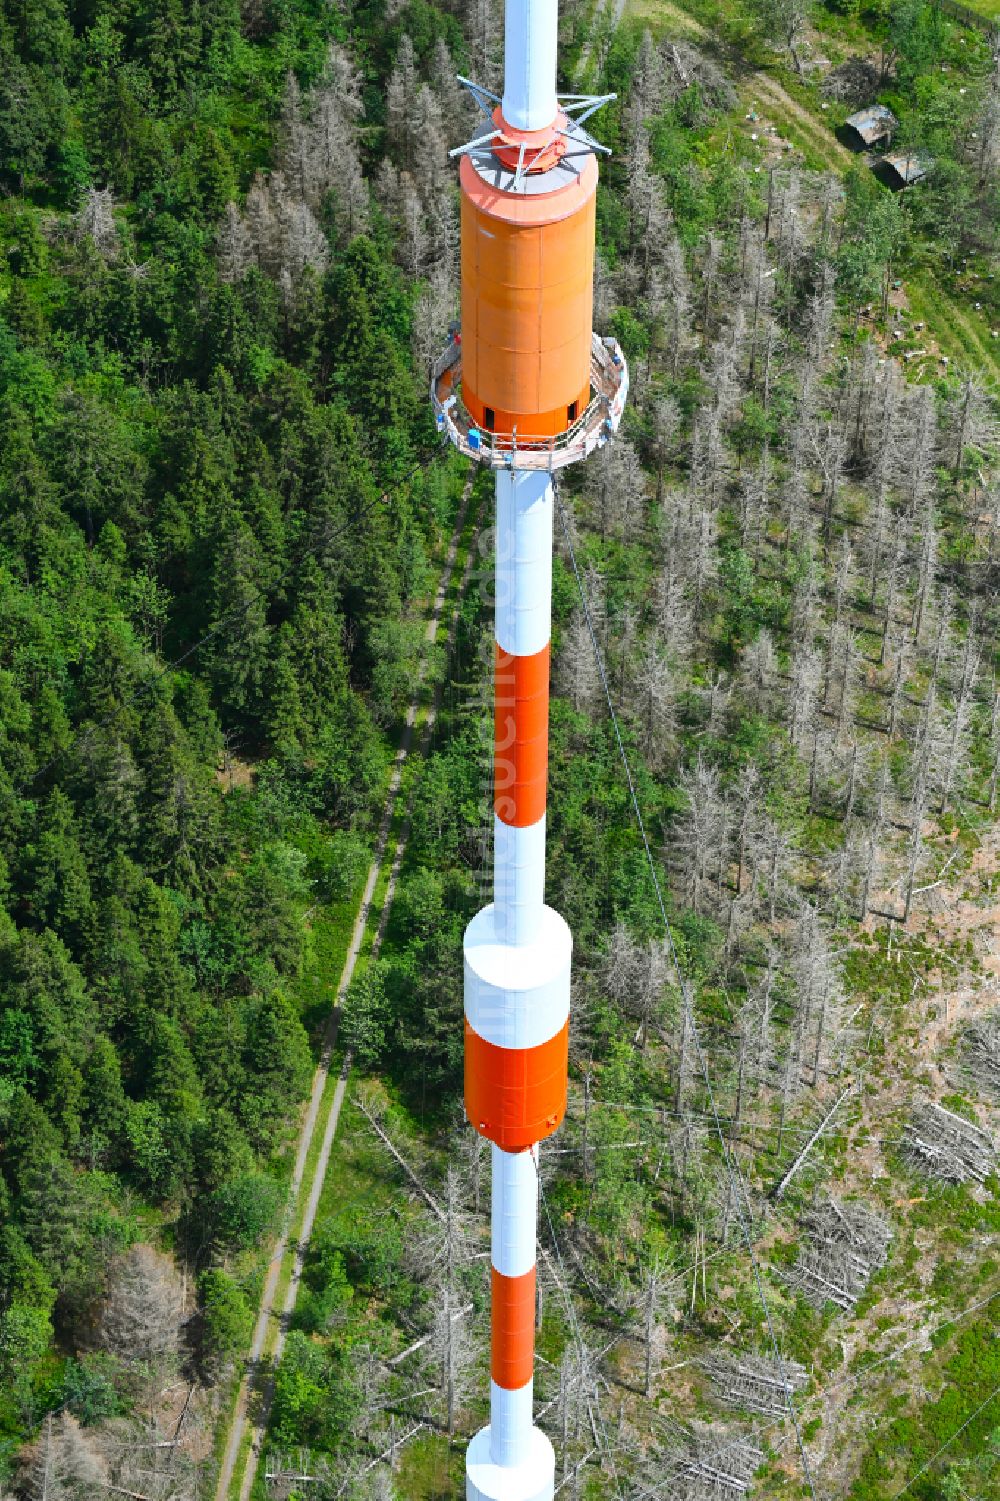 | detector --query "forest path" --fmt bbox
[215,465,480,1501]
[744,73,854,169]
